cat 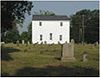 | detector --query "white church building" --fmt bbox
[32,15,70,44]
